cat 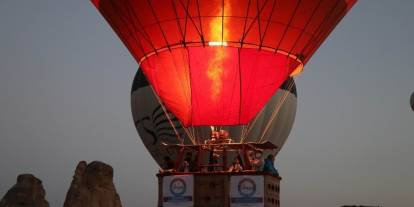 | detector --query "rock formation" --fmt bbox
[0,174,50,207]
[63,161,122,207]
